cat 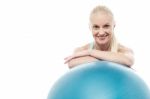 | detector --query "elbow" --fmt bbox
[68,61,75,69]
[126,61,133,68]
[125,58,134,68]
